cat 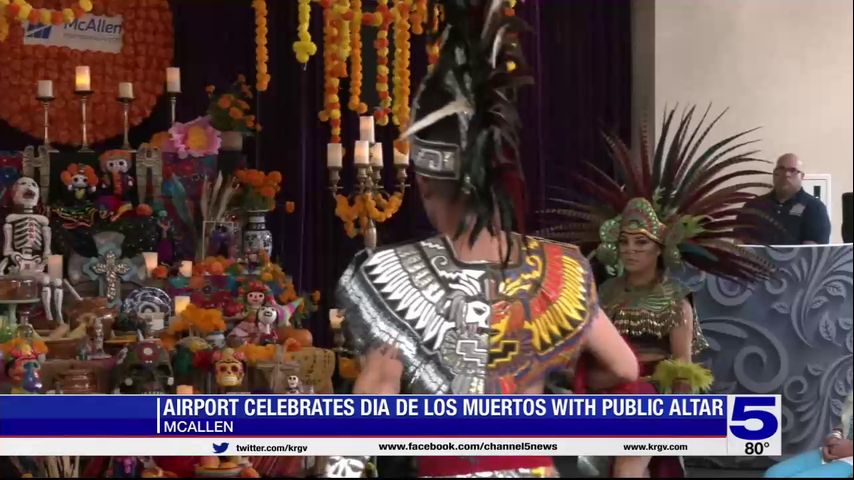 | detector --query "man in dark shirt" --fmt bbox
[738,153,831,245]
